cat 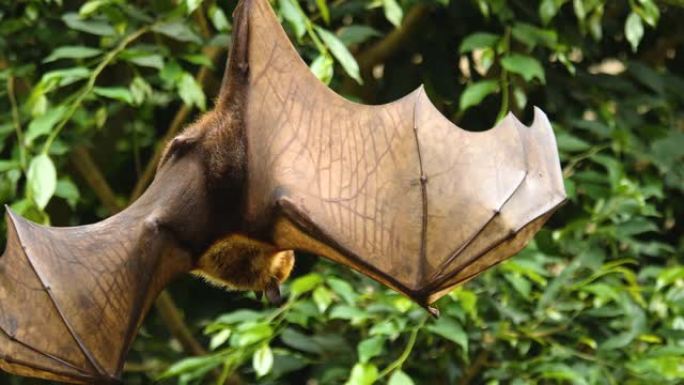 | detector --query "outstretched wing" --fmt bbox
[230,0,566,305]
[0,157,202,384]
